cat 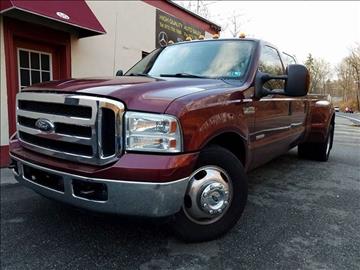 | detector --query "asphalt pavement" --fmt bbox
[336,112,360,124]
[1,115,359,270]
